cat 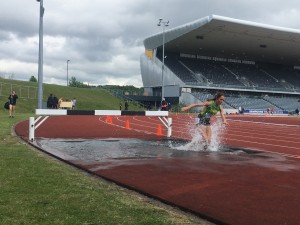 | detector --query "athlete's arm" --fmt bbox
[220,106,228,125]
[181,101,211,111]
